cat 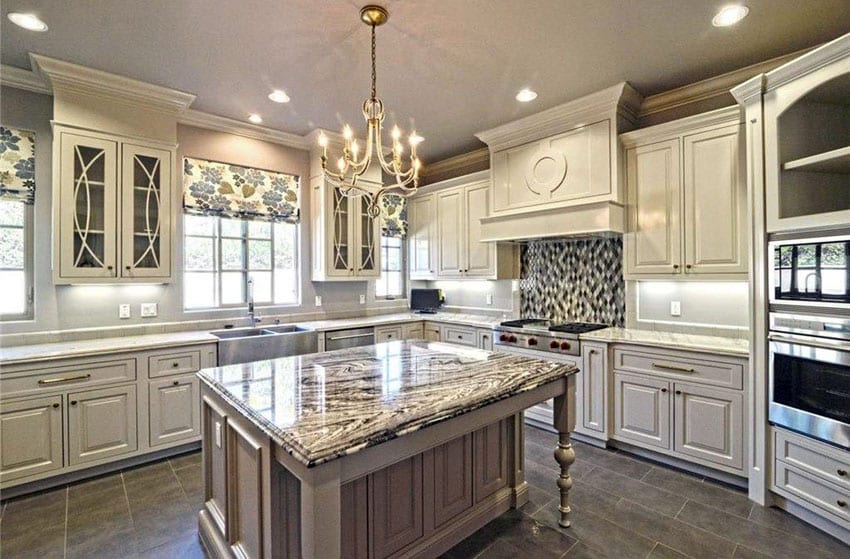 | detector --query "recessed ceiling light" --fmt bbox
[515,88,538,103]
[712,5,749,27]
[268,89,290,103]
[248,114,263,124]
[7,12,48,32]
